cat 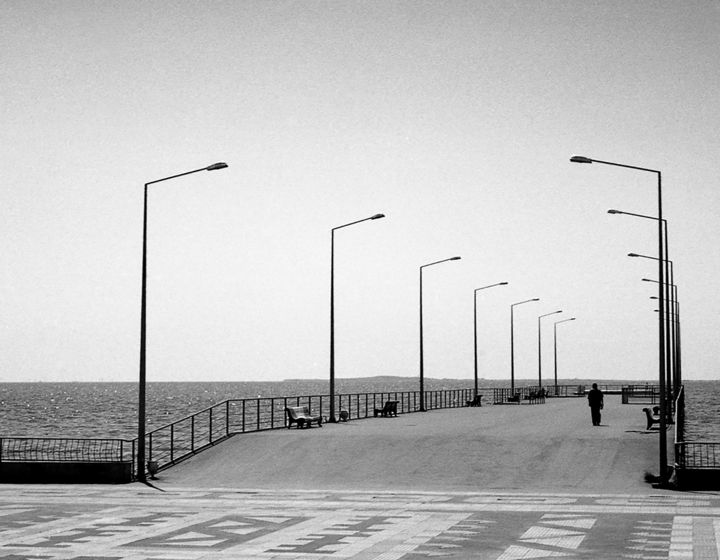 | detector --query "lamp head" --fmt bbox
[206,162,228,171]
[570,155,593,164]
[532,298,540,301]
[607,209,621,214]
[628,253,640,257]
[499,281,509,285]
[371,213,385,220]
[450,256,461,261]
